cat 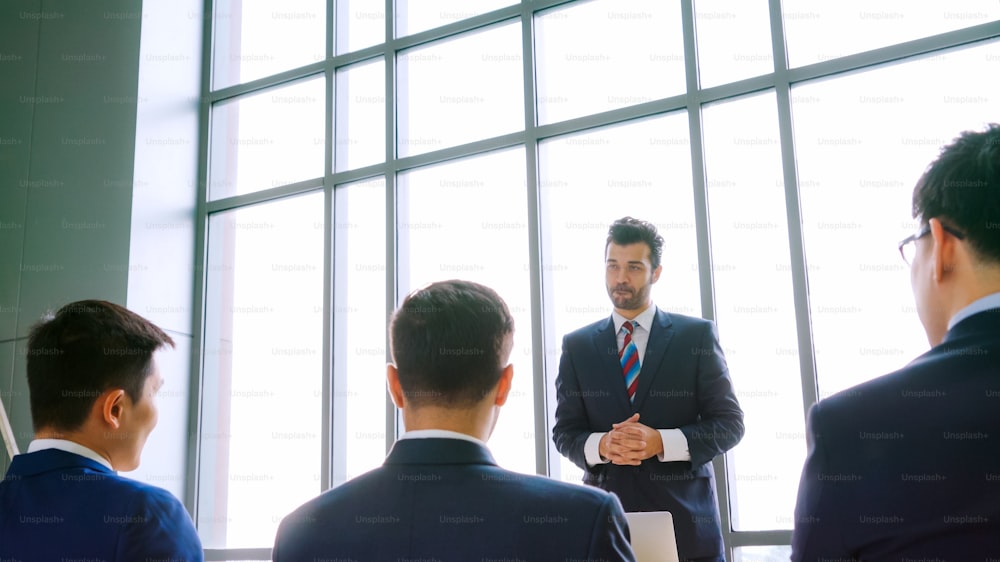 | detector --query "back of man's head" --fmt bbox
[389,280,514,409]
[27,300,175,432]
[913,123,1000,265]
